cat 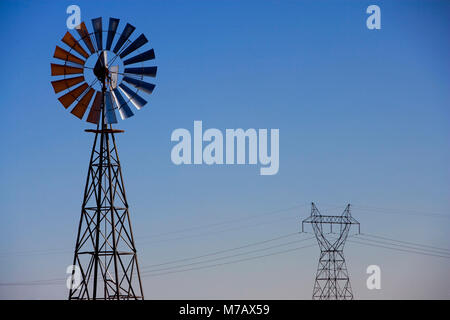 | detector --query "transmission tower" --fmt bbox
[302,203,360,300]
[50,17,157,299]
